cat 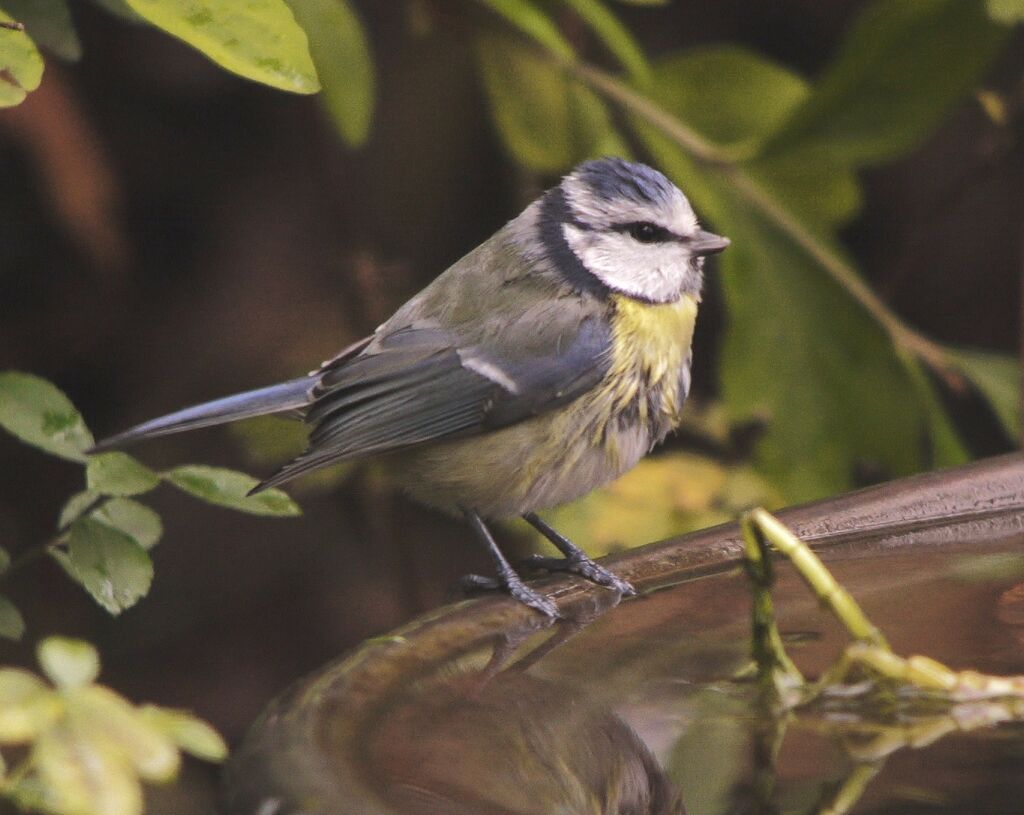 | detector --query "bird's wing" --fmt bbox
[253,287,611,492]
